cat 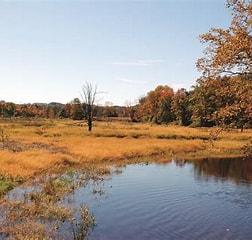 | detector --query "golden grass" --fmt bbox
[0,118,250,179]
